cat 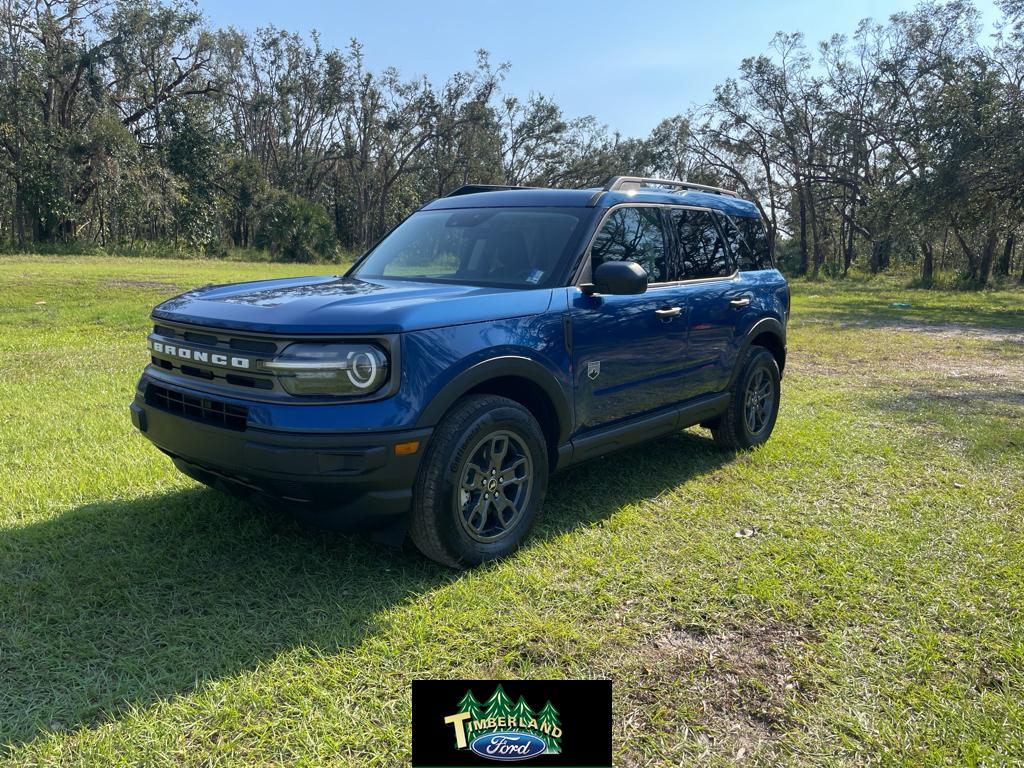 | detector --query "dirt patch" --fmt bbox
[793,349,1024,386]
[104,279,181,291]
[615,621,815,765]
[791,319,1024,388]
[803,315,1024,344]
[856,320,1024,344]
